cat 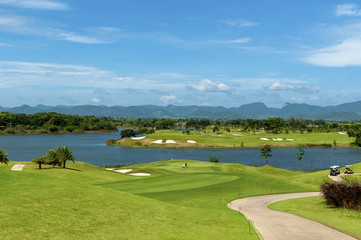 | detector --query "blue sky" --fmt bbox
[1,0,361,108]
